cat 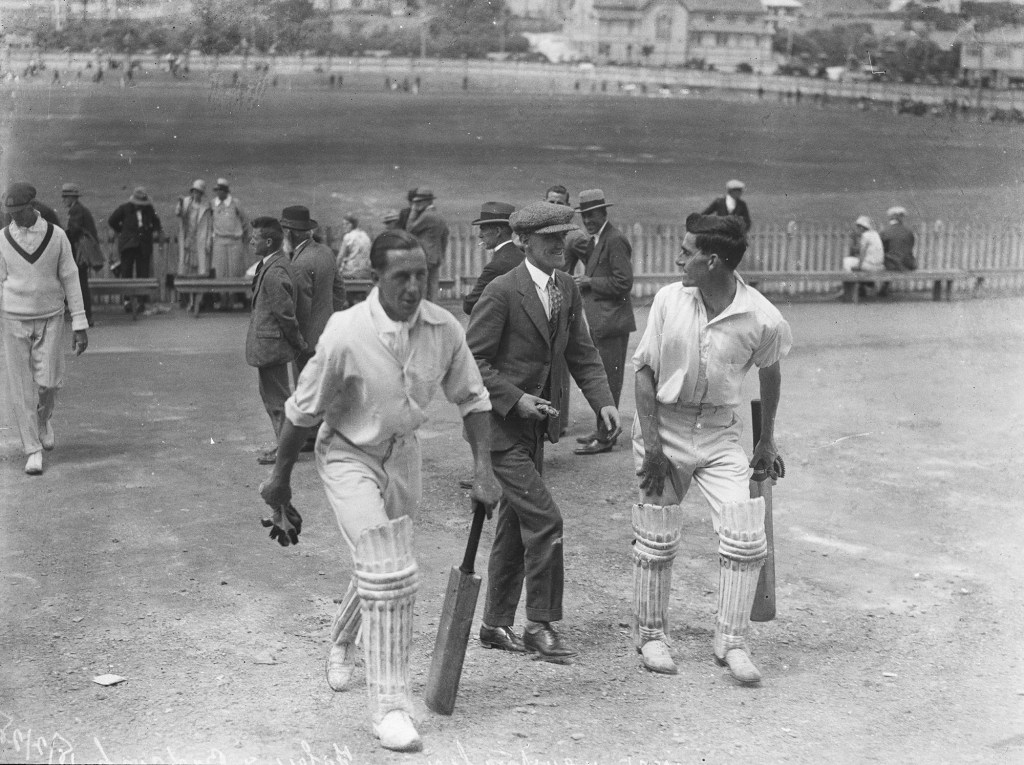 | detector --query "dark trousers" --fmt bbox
[592,332,629,429]
[77,262,92,323]
[484,423,564,626]
[258,364,291,441]
[119,247,152,304]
